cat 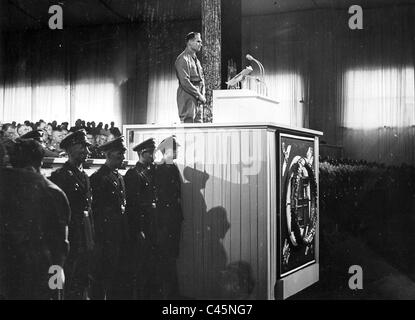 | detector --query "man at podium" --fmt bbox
[174,32,206,123]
